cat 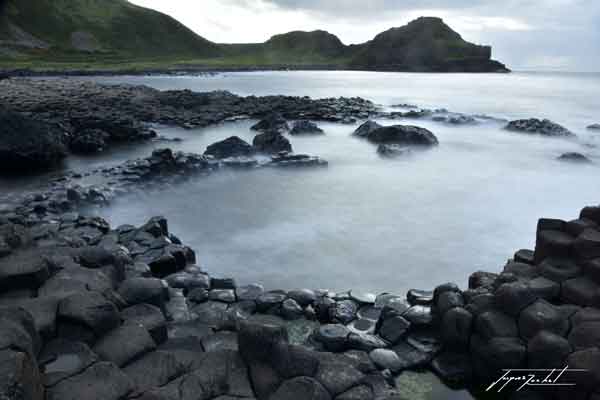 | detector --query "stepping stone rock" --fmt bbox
[356,306,381,322]
[337,385,374,400]
[209,289,236,303]
[0,249,50,291]
[93,324,156,367]
[0,295,61,339]
[290,120,324,135]
[330,300,359,324]
[256,292,286,313]
[518,300,569,339]
[347,333,388,352]
[201,331,238,352]
[57,292,120,341]
[441,307,473,349]
[164,271,210,293]
[475,311,518,340]
[527,331,572,369]
[433,283,460,304]
[436,291,464,315]
[315,361,364,395]
[349,290,376,304]
[562,276,600,306]
[315,324,350,352]
[402,305,433,327]
[406,289,433,306]
[40,339,98,387]
[281,298,304,320]
[470,335,526,380]
[287,289,316,306]
[391,341,437,370]
[270,376,330,400]
[121,303,167,344]
[374,294,409,313]
[123,350,186,392]
[236,284,264,302]
[378,316,410,344]
[118,278,169,308]
[430,351,473,385]
[46,361,134,400]
[189,301,228,327]
[369,348,403,372]
[494,281,537,316]
[353,121,382,138]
